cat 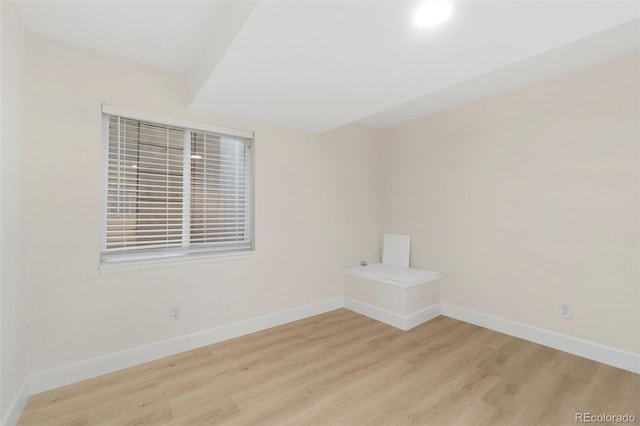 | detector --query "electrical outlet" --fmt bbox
[559,304,572,319]
[169,305,181,321]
